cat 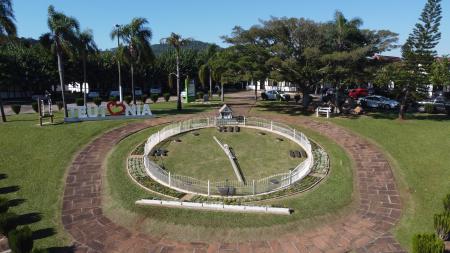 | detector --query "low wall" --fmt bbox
[135,199,291,215]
